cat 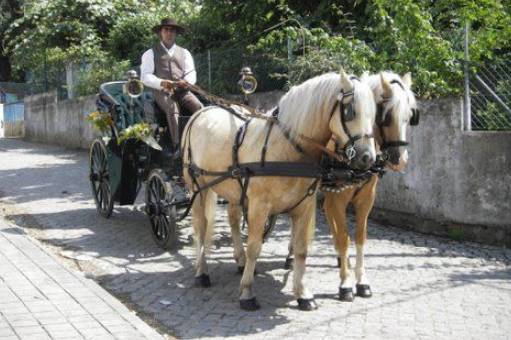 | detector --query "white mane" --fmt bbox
[277,72,375,140]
